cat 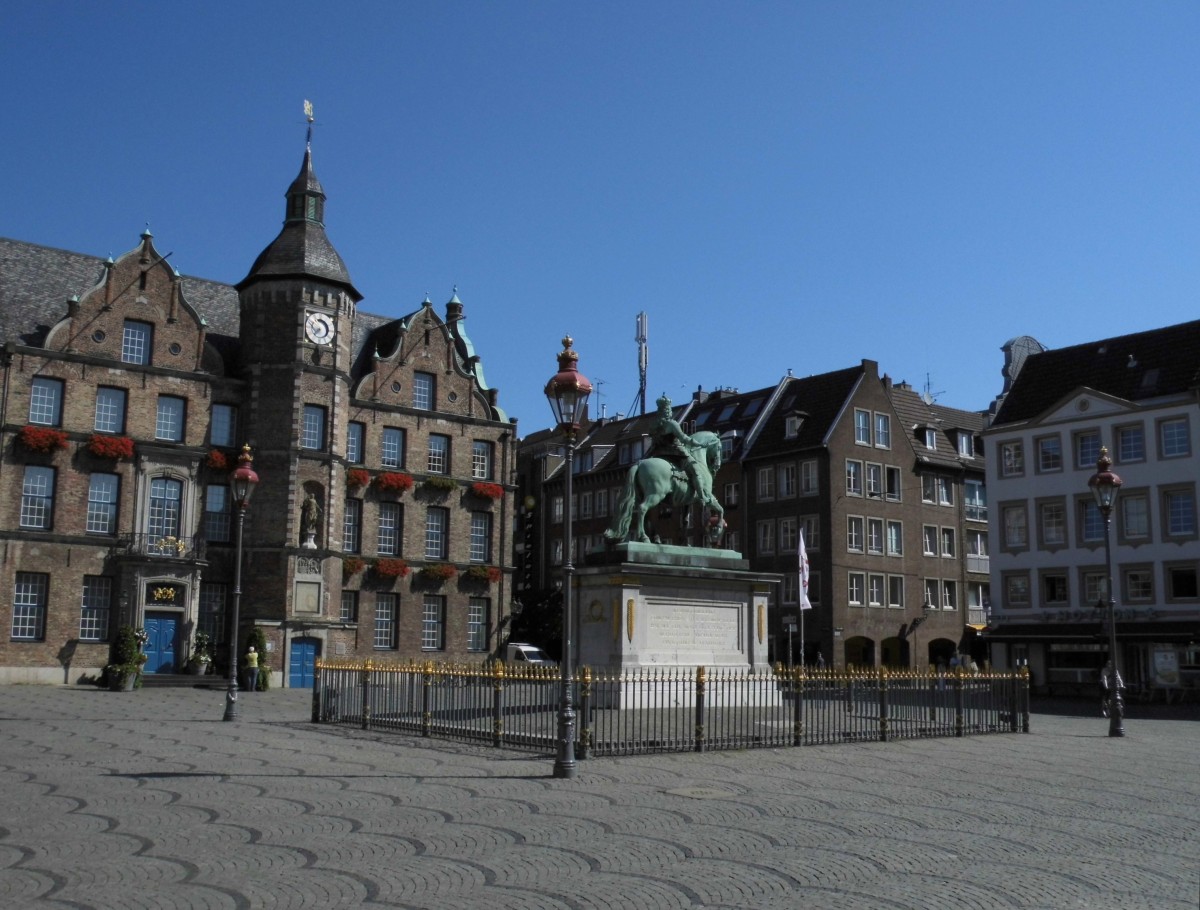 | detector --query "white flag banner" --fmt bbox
[798,529,812,611]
